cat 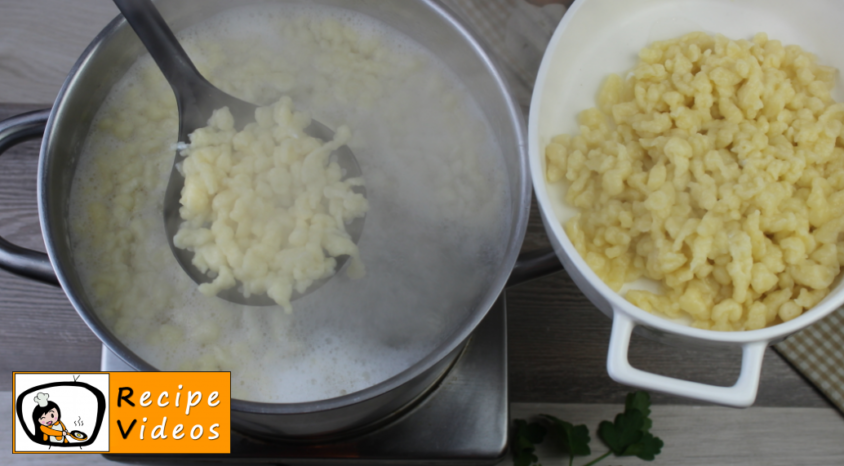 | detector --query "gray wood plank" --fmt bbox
[0,0,118,105]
